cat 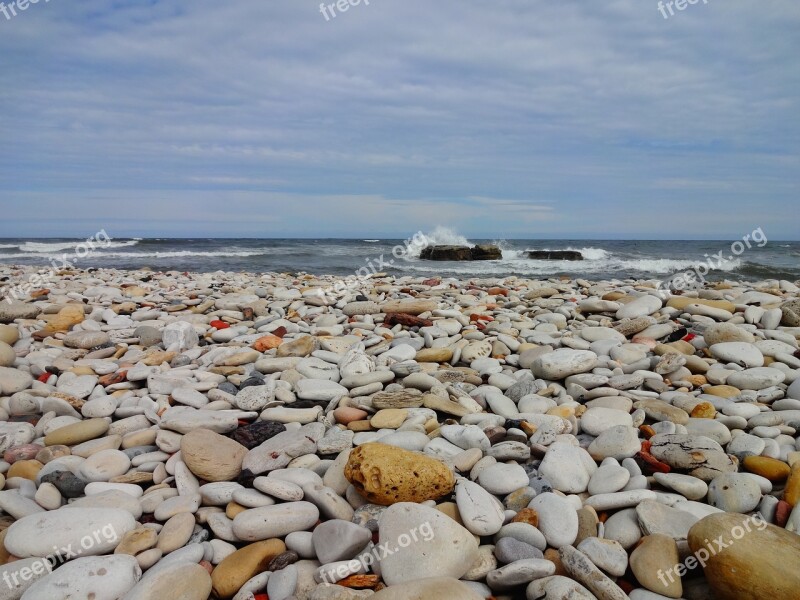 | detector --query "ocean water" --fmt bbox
[0,229,798,282]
